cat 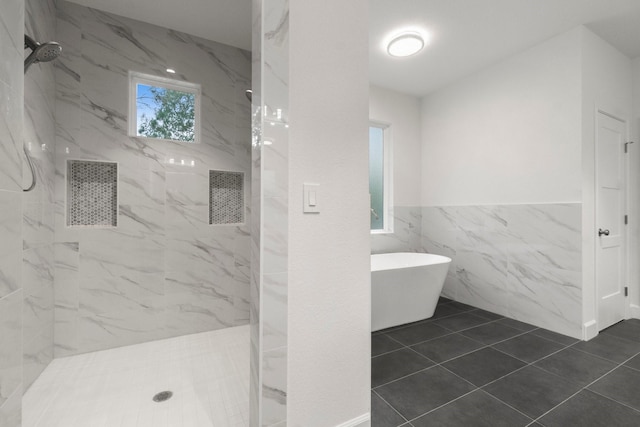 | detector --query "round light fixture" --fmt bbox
[387,33,424,57]
[166,68,176,74]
